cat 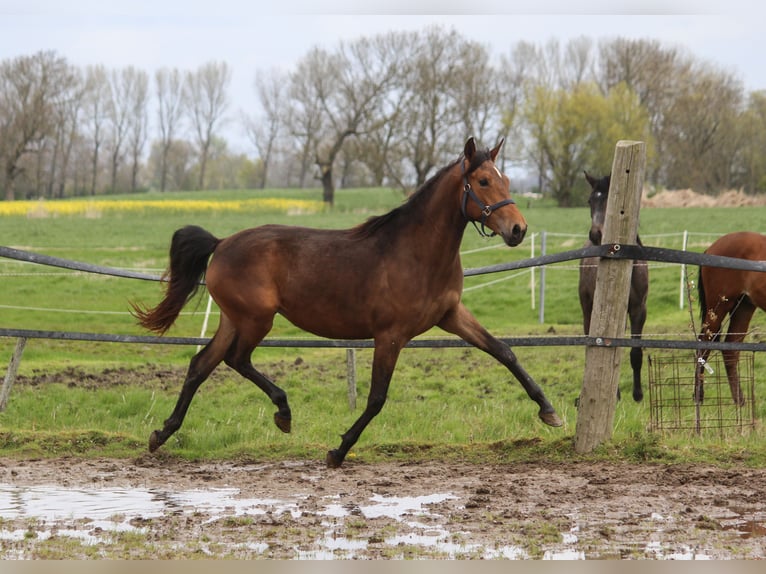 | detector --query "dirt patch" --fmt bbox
[1,456,764,559]
[642,188,766,208]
